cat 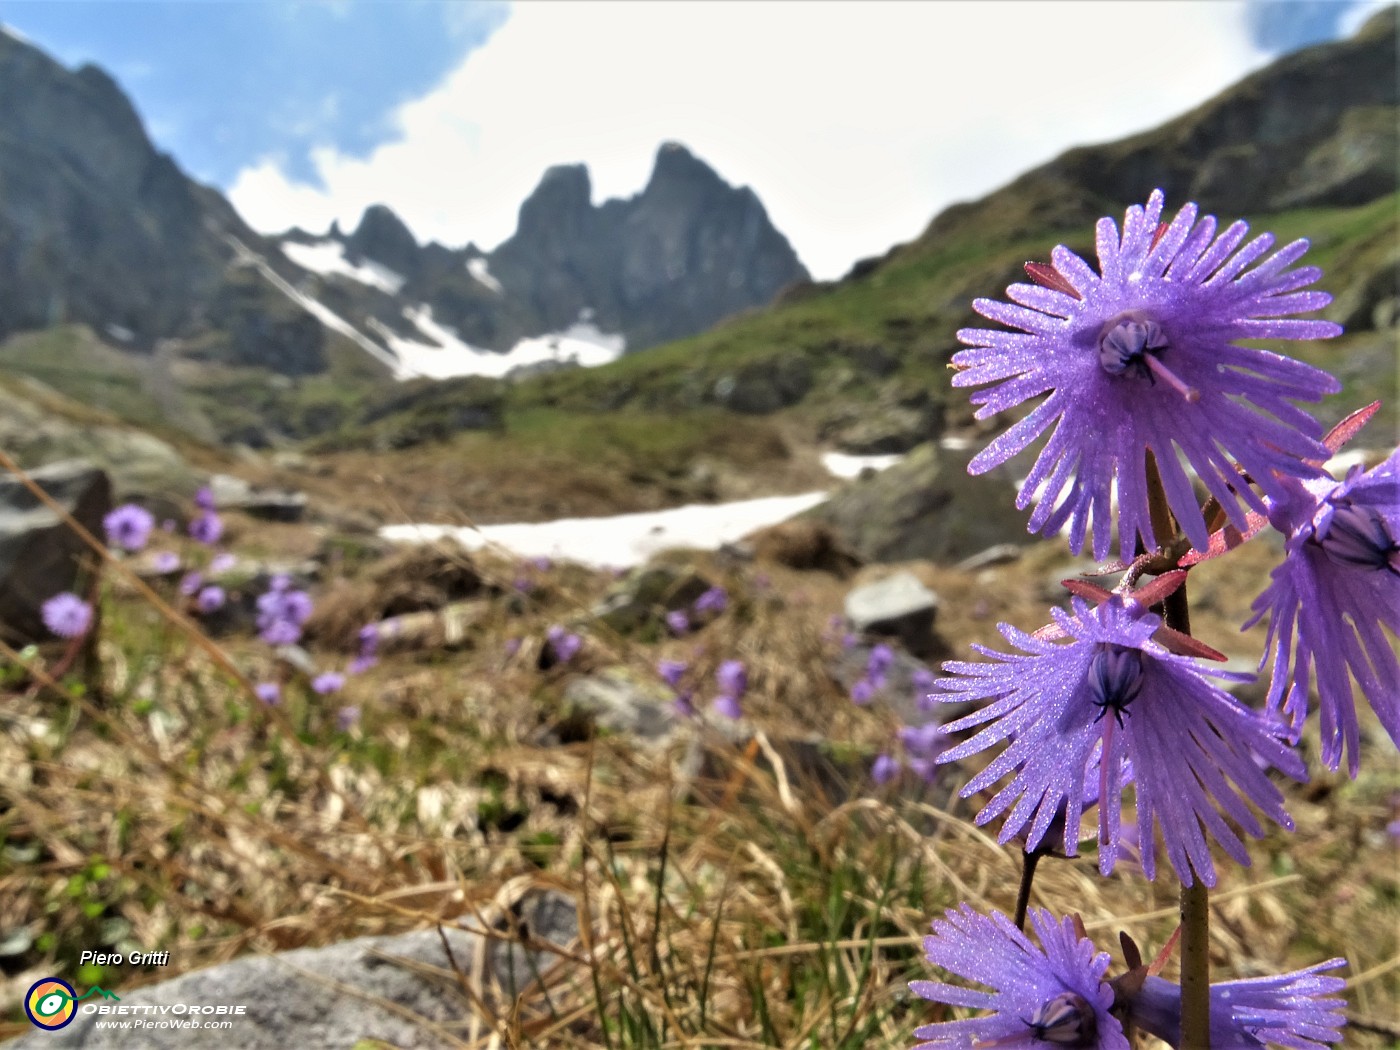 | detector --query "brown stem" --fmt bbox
[1144,449,1210,1047]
